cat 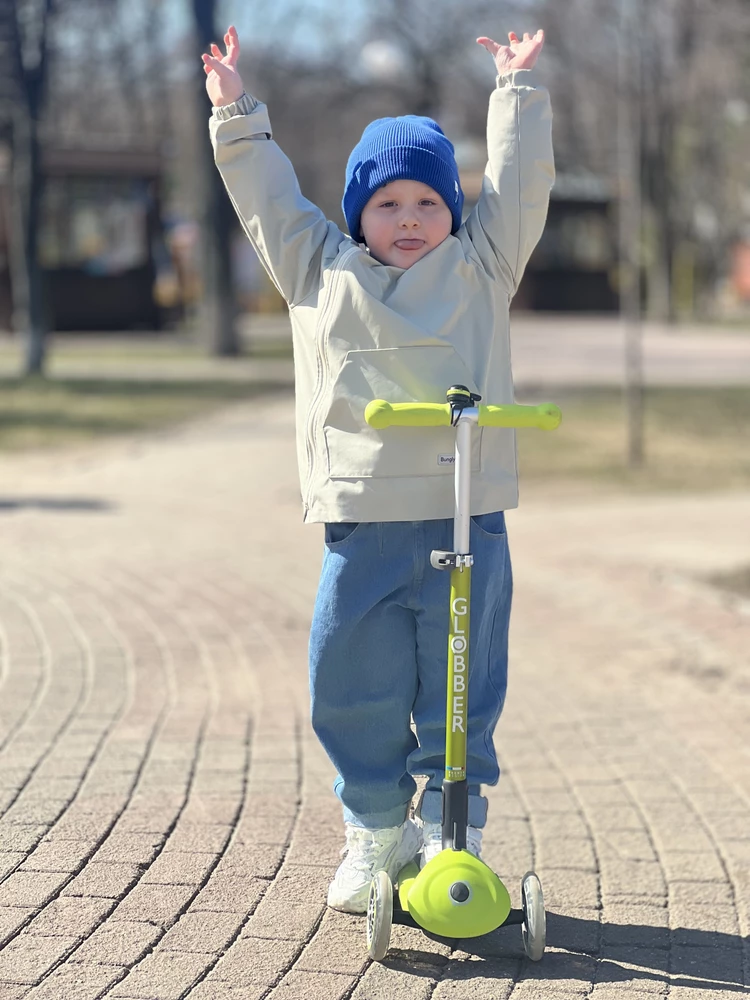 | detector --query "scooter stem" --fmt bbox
[441,406,479,852]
